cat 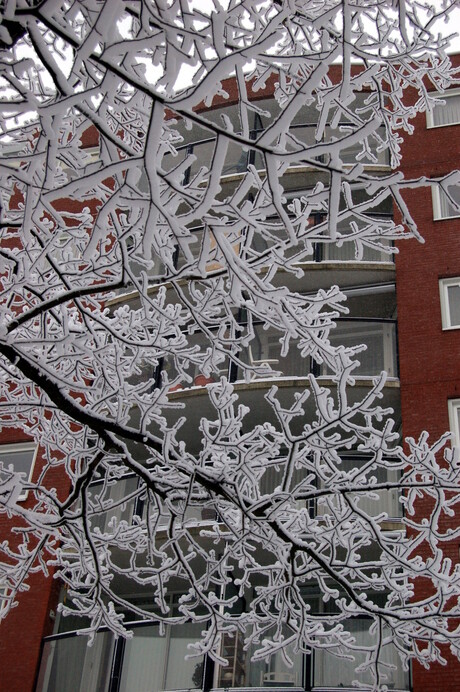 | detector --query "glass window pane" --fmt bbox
[313,619,408,689]
[322,238,392,262]
[288,124,317,149]
[222,142,249,176]
[89,476,139,534]
[36,632,114,692]
[325,125,389,165]
[339,457,402,519]
[438,185,460,219]
[164,621,204,689]
[247,644,302,687]
[119,621,204,692]
[119,626,168,692]
[449,400,460,447]
[216,628,302,688]
[188,140,215,179]
[0,444,36,500]
[447,283,460,326]
[236,325,307,380]
[0,445,35,476]
[323,322,397,378]
[432,93,460,127]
